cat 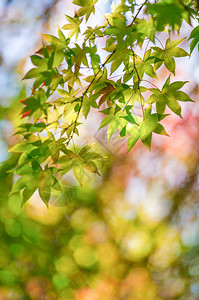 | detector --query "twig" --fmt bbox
[131,47,145,119]
[128,0,148,27]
